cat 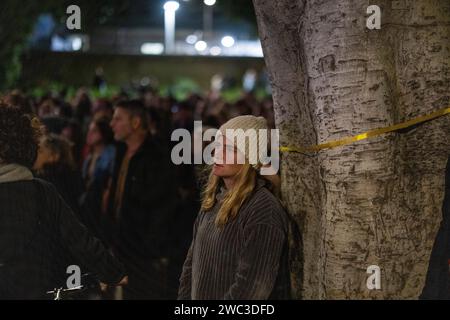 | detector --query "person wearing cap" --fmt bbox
[178,115,291,300]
